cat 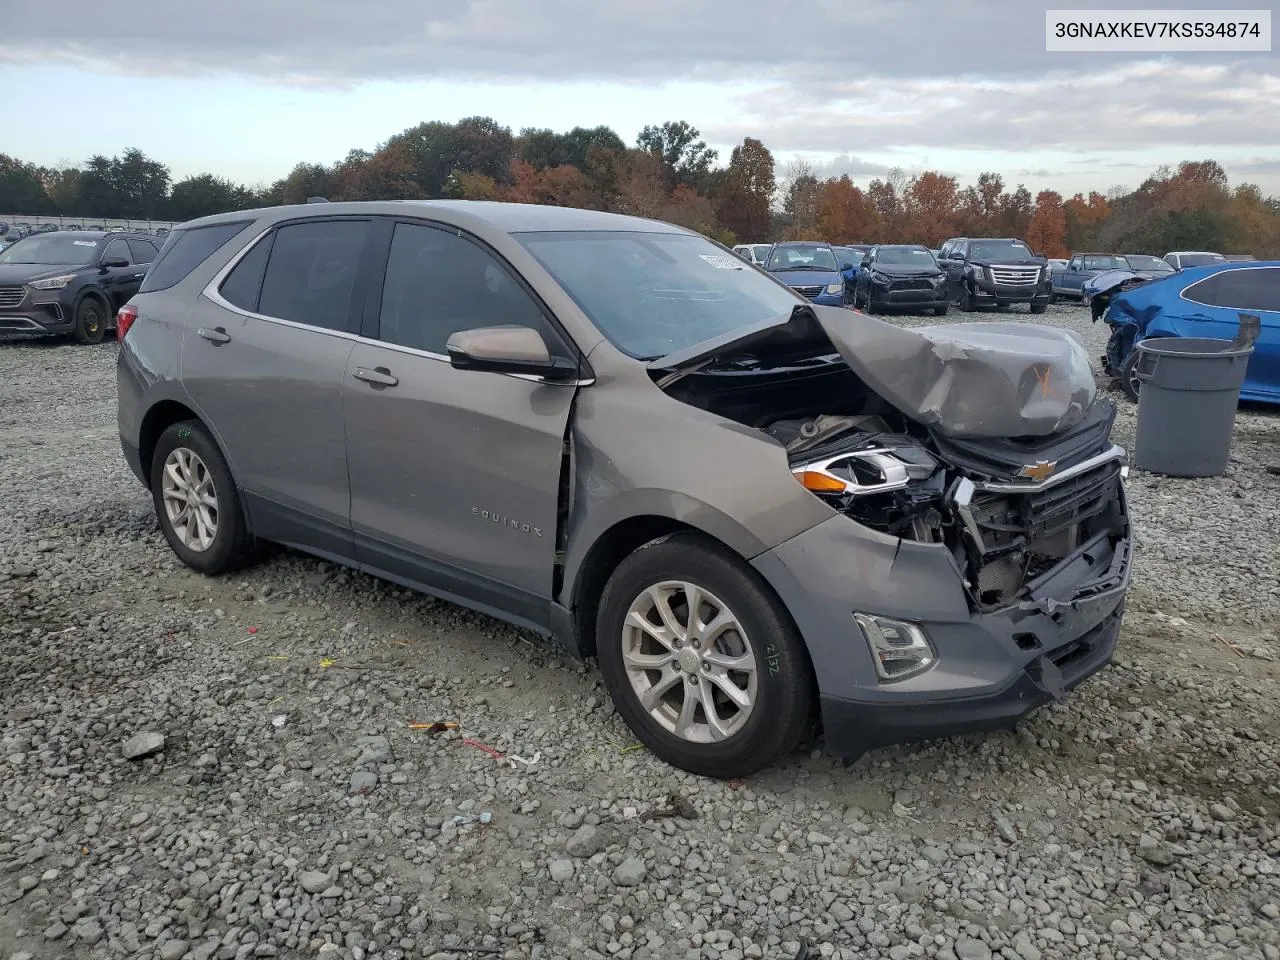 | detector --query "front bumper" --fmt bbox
[0,297,72,336]
[869,281,947,308]
[972,279,1052,305]
[791,288,844,308]
[752,500,1132,760]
